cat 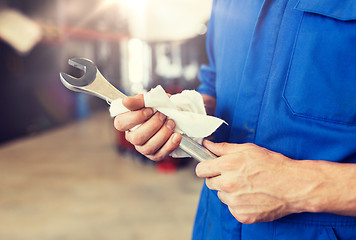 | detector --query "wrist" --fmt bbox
[283,159,332,214]
[288,159,356,215]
